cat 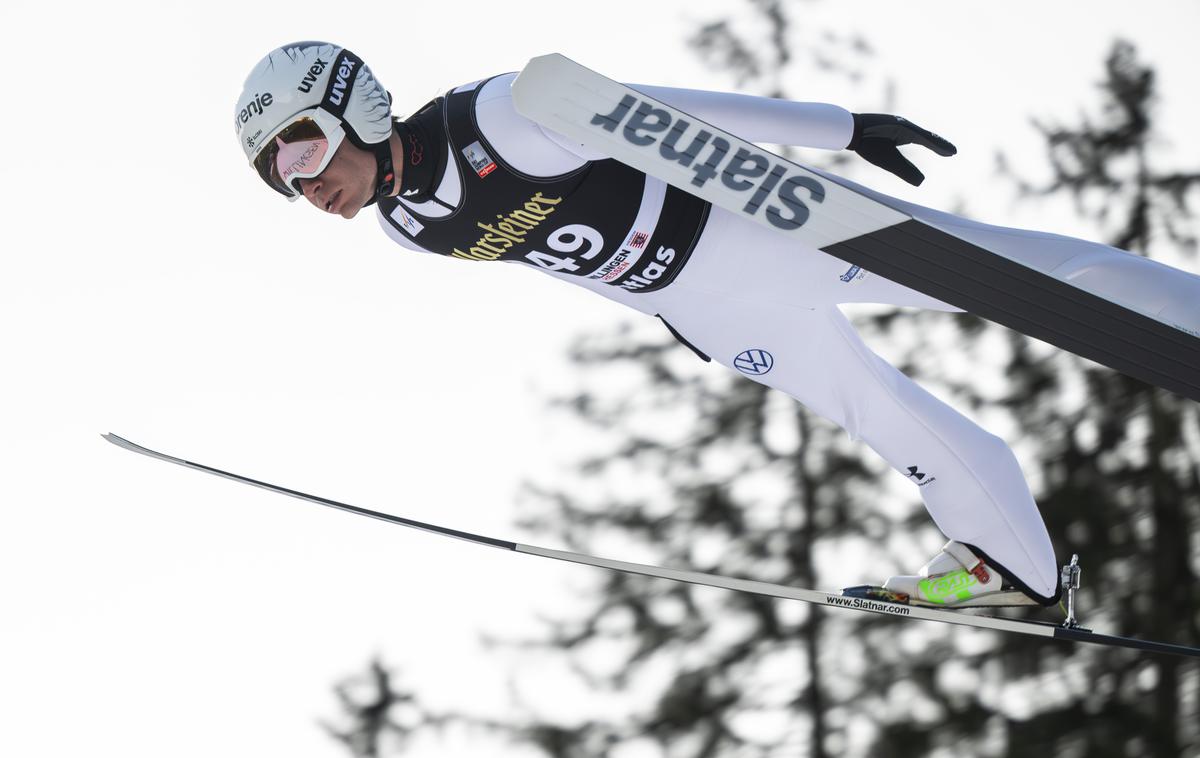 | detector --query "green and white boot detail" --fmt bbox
[852,541,1040,608]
